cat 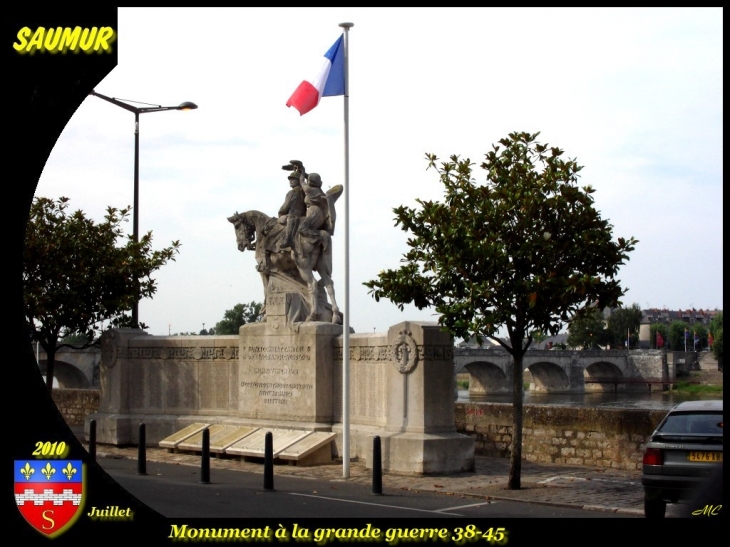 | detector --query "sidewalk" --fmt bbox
[73,427,647,517]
